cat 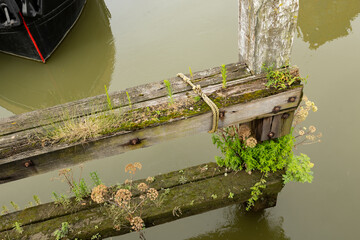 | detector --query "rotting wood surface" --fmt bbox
[0,63,302,183]
[0,162,284,240]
